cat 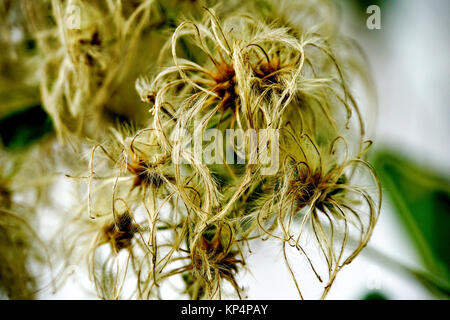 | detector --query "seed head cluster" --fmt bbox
[0,0,380,300]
